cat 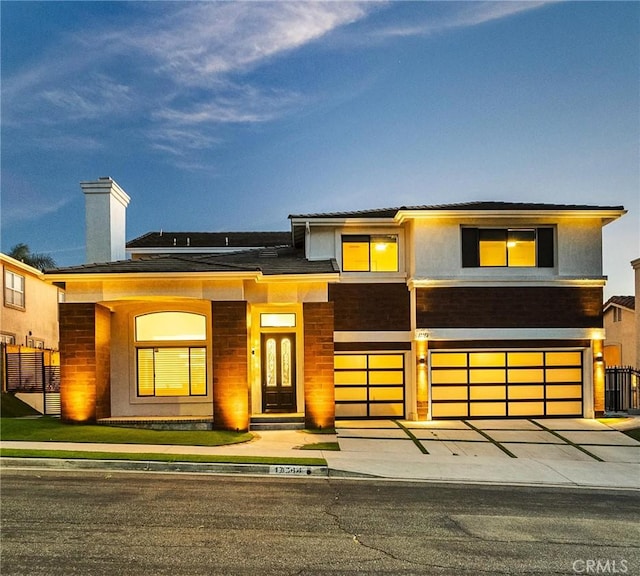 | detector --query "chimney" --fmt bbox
[81,177,131,263]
